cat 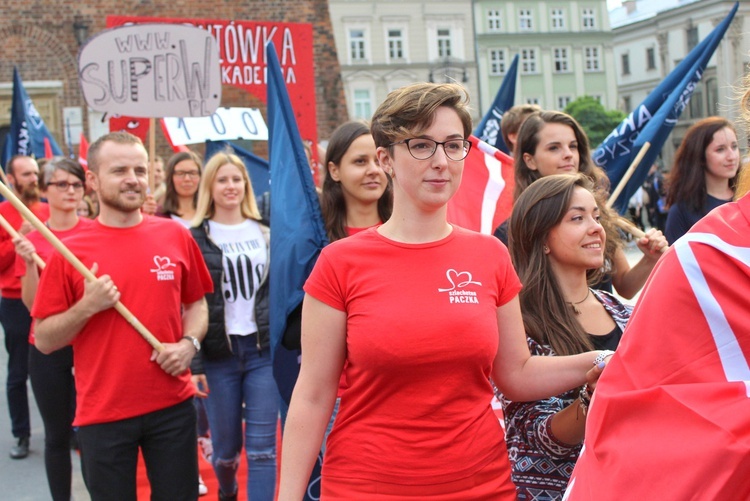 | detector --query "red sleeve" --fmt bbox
[30,252,80,320]
[495,240,522,307]
[303,249,346,312]
[14,253,27,279]
[180,231,213,304]
[0,204,18,273]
